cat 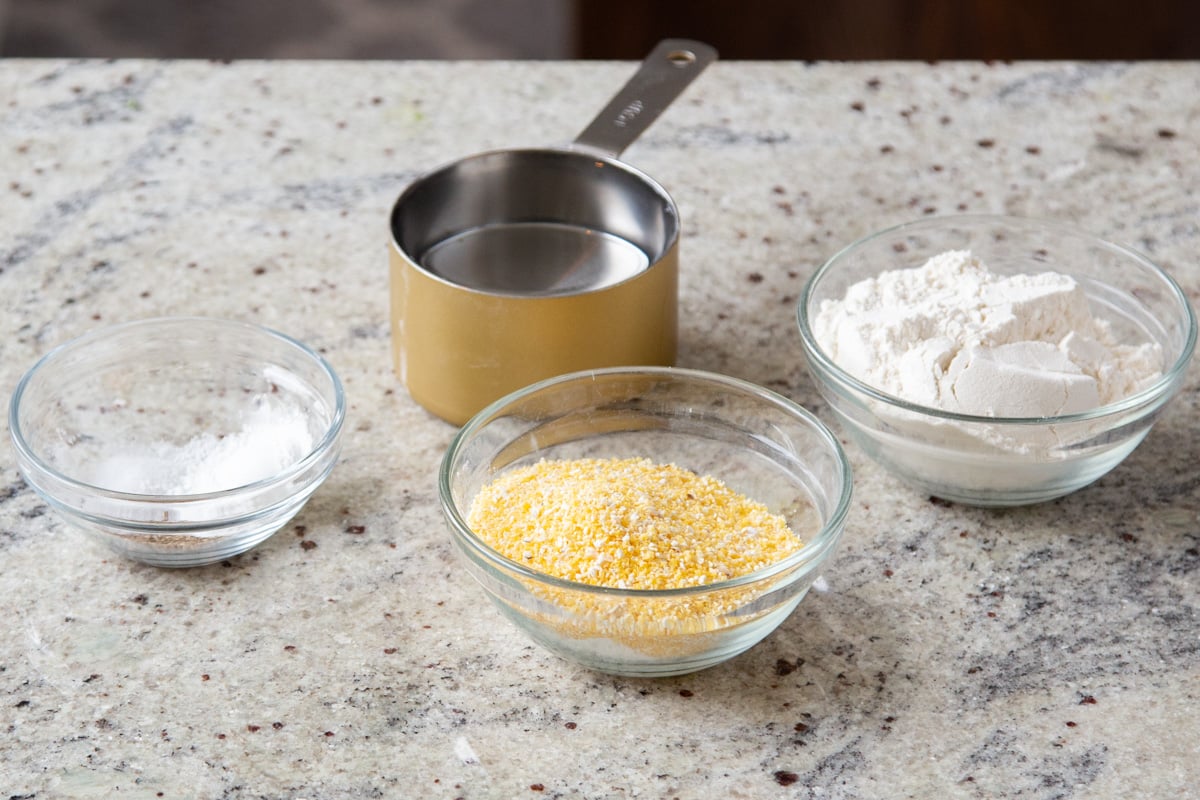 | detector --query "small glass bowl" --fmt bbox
[9,317,346,567]
[797,215,1196,506]
[440,367,852,677]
